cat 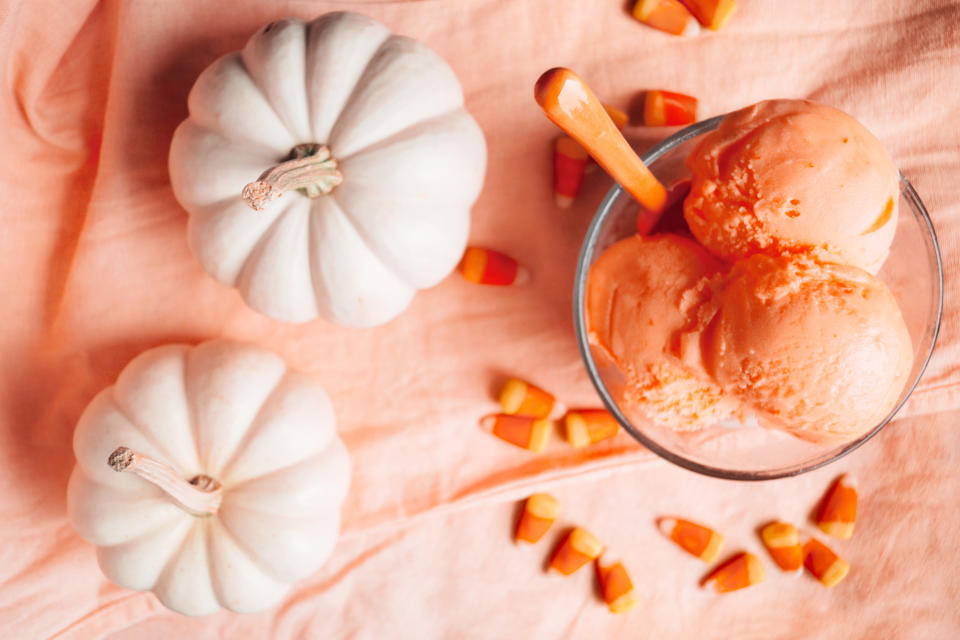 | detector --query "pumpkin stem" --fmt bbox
[108,446,222,517]
[241,143,342,211]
